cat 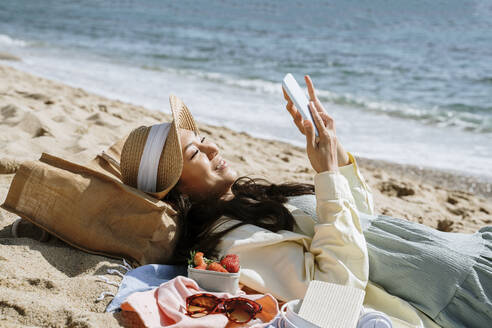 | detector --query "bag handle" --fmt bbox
[98,151,121,171]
